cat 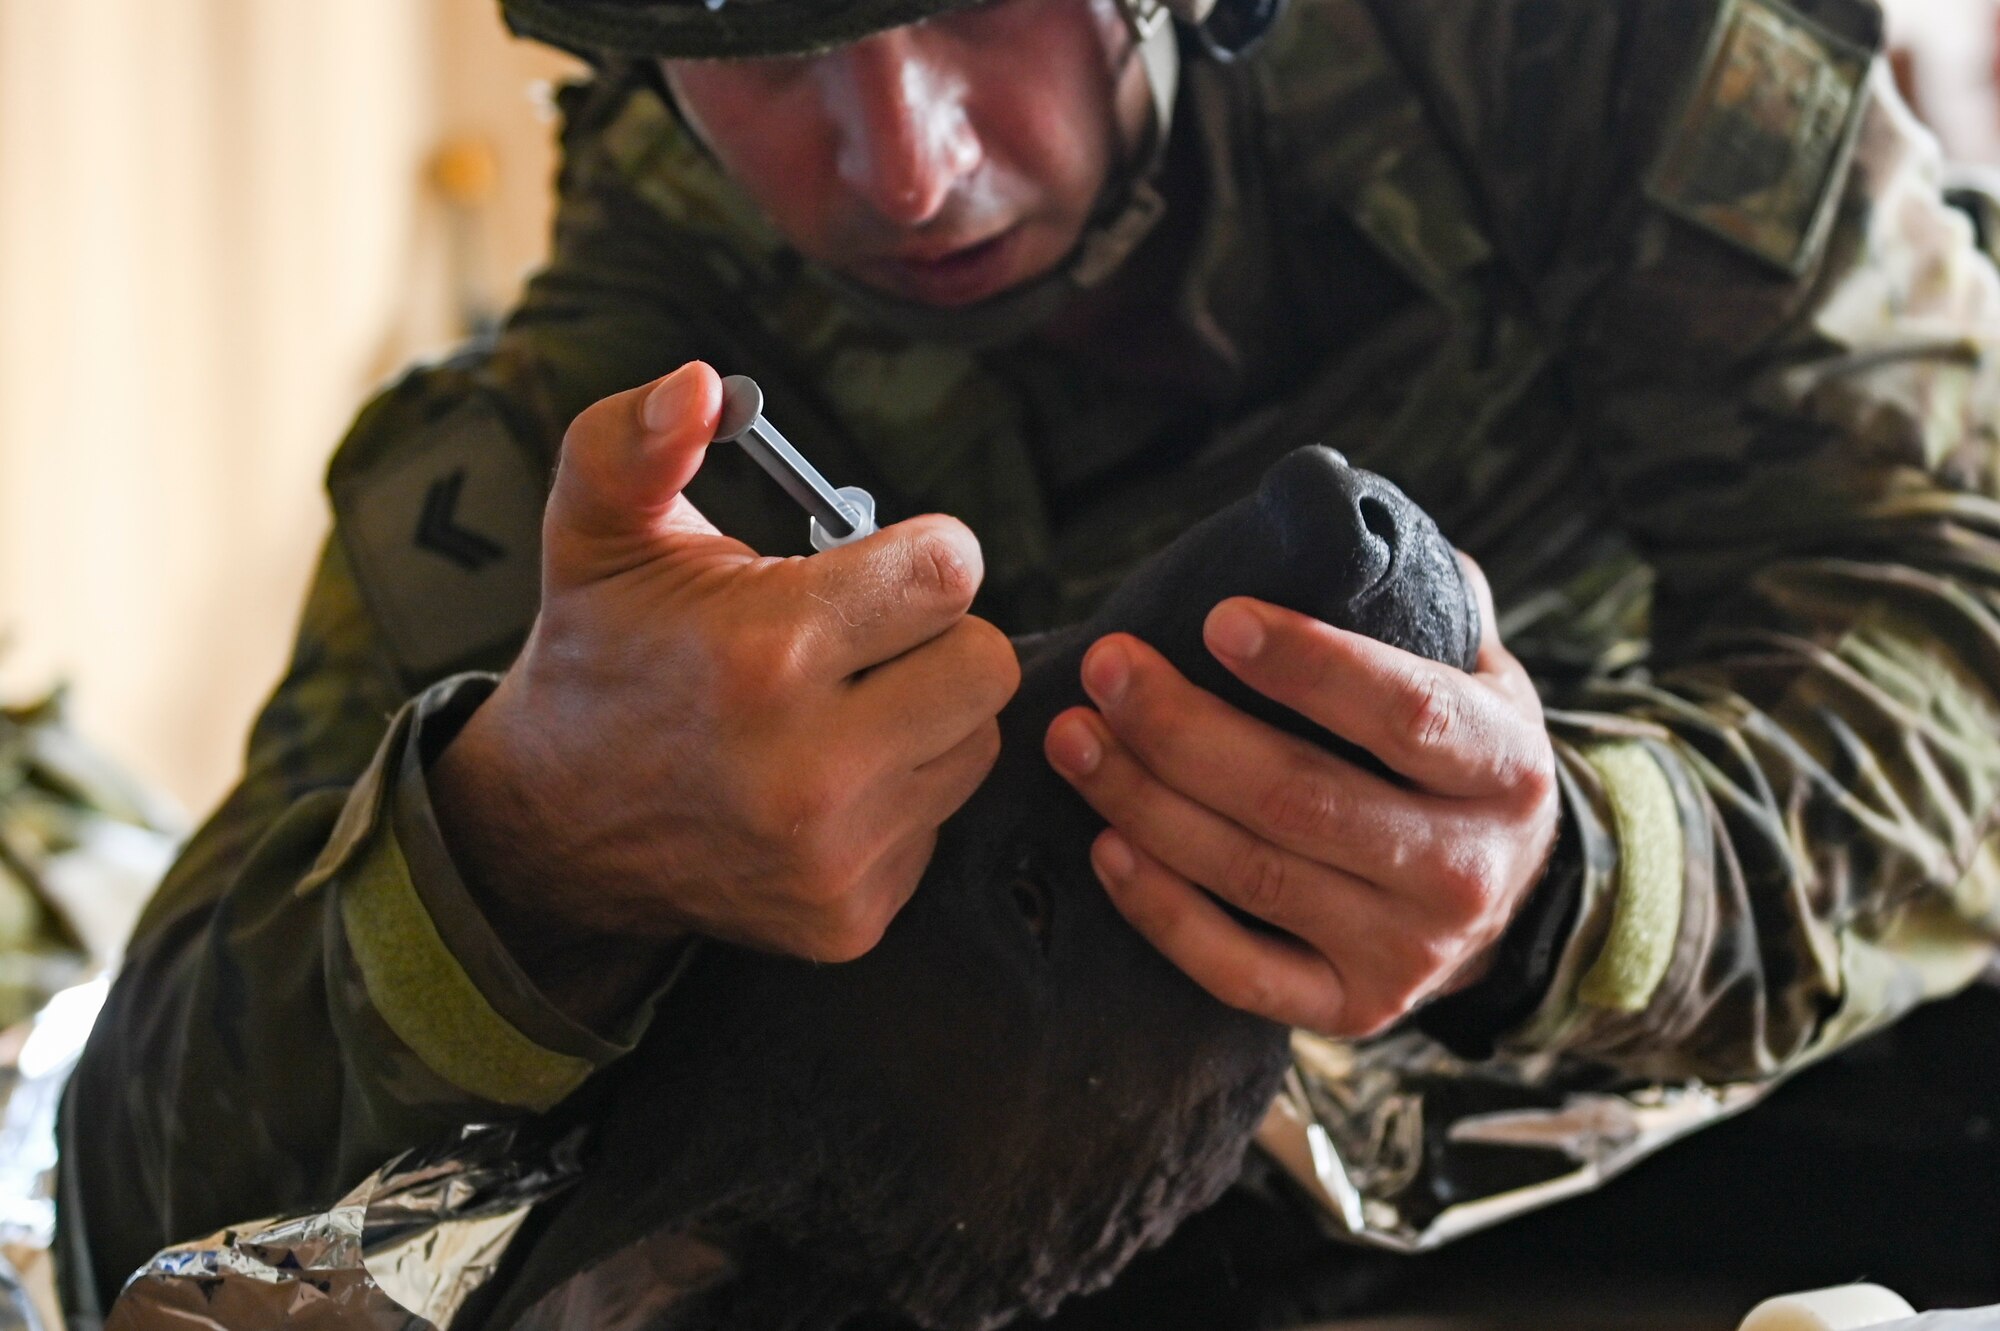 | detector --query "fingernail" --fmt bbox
[1205,602,1265,662]
[643,362,706,435]
[1093,832,1135,885]
[1047,715,1102,777]
[1082,641,1131,708]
